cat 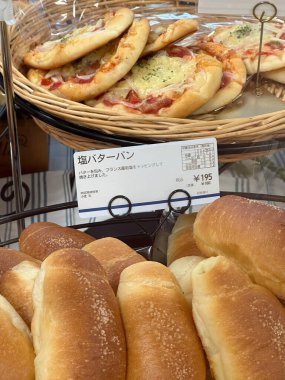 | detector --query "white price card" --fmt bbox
[198,0,285,17]
[74,139,220,219]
